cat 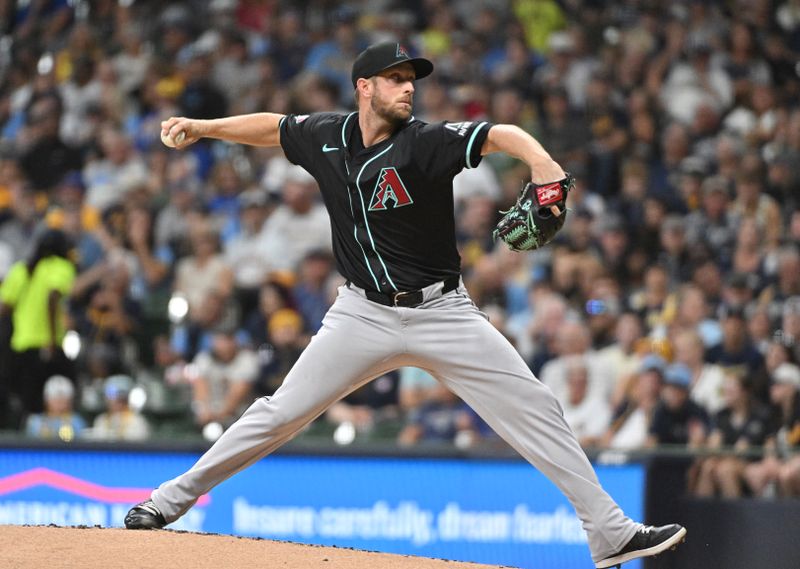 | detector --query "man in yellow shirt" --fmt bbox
[0,229,76,428]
